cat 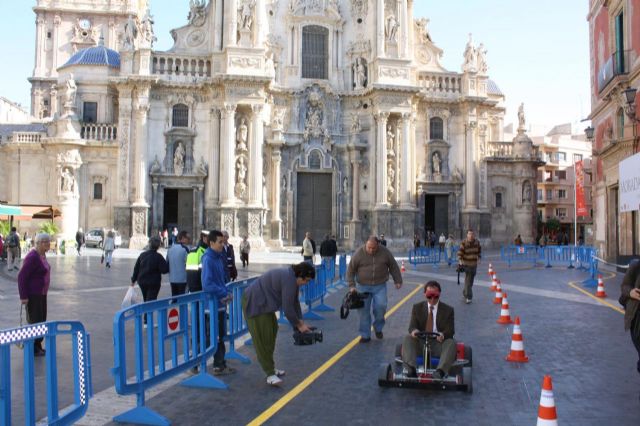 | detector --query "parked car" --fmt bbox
[85,229,122,248]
